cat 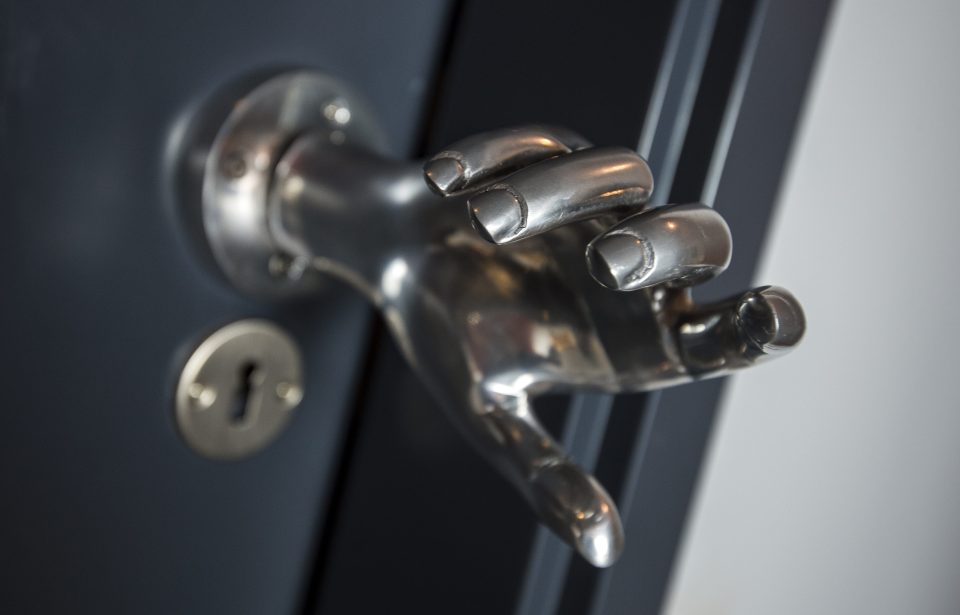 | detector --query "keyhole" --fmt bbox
[230,361,261,424]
